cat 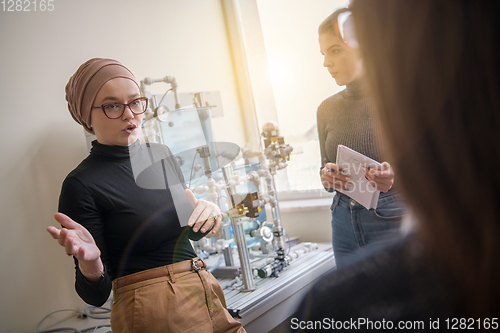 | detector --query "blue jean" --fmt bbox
[330,190,407,268]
